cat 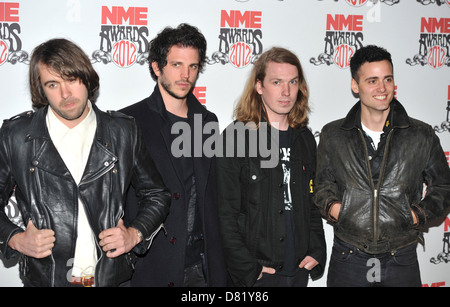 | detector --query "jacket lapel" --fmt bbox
[80,105,118,185]
[26,106,73,180]
[27,105,117,184]
[147,85,214,203]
